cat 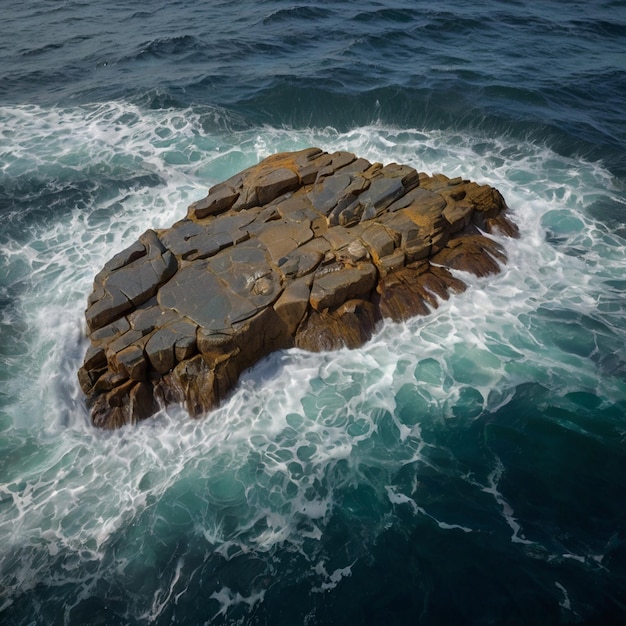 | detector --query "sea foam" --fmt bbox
[1,101,625,621]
